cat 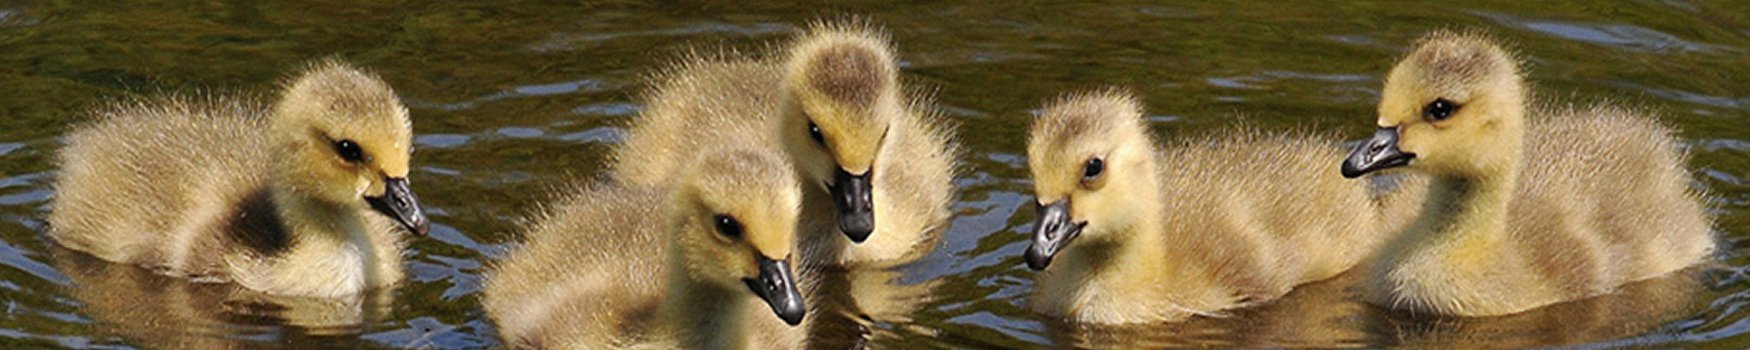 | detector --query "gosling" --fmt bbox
[484,147,809,349]
[611,21,958,268]
[778,21,959,267]
[1025,90,1386,324]
[48,60,428,298]
[1339,30,1714,317]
